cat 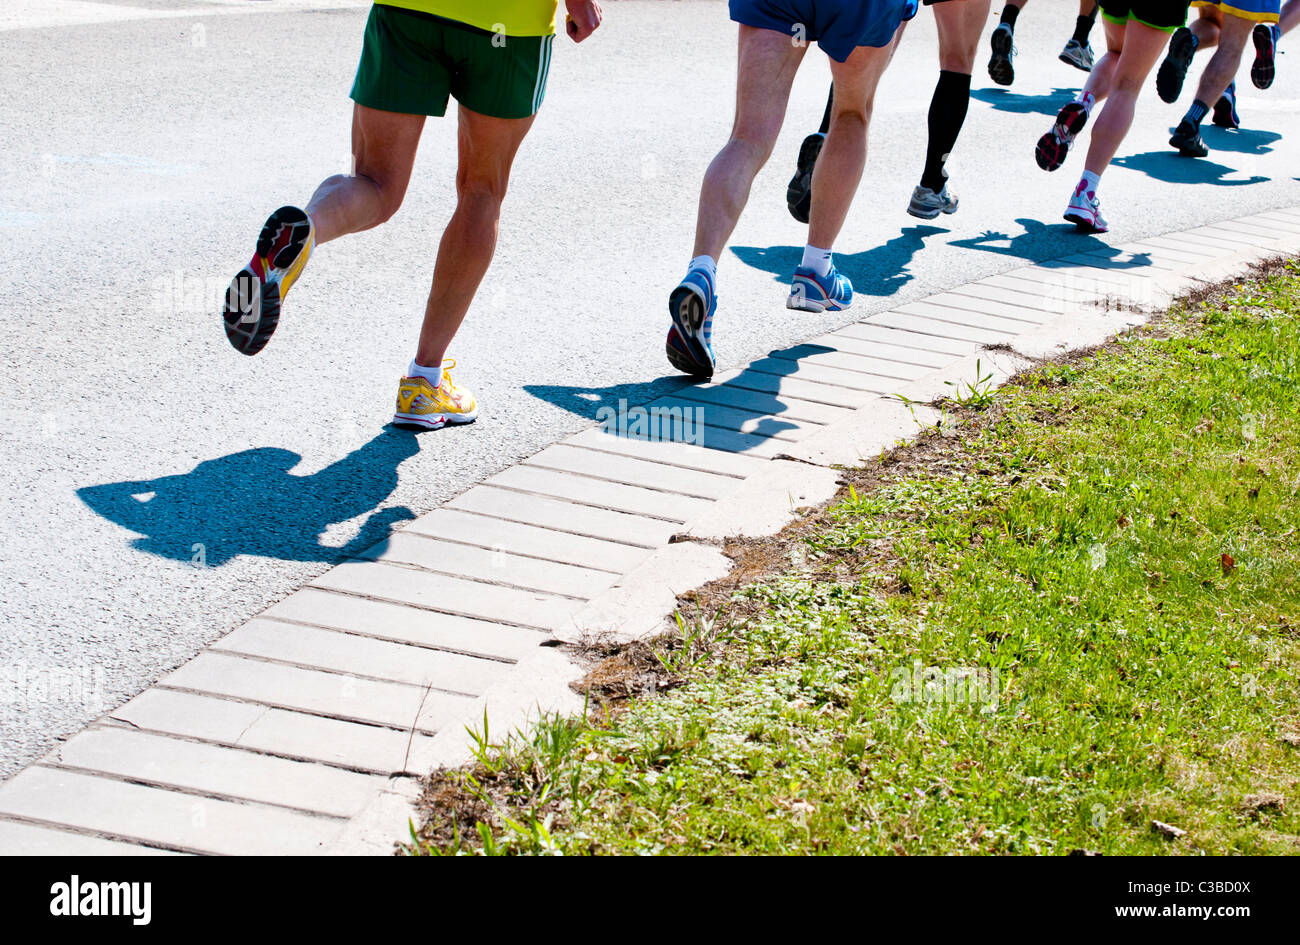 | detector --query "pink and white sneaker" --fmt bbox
[1064,180,1108,234]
